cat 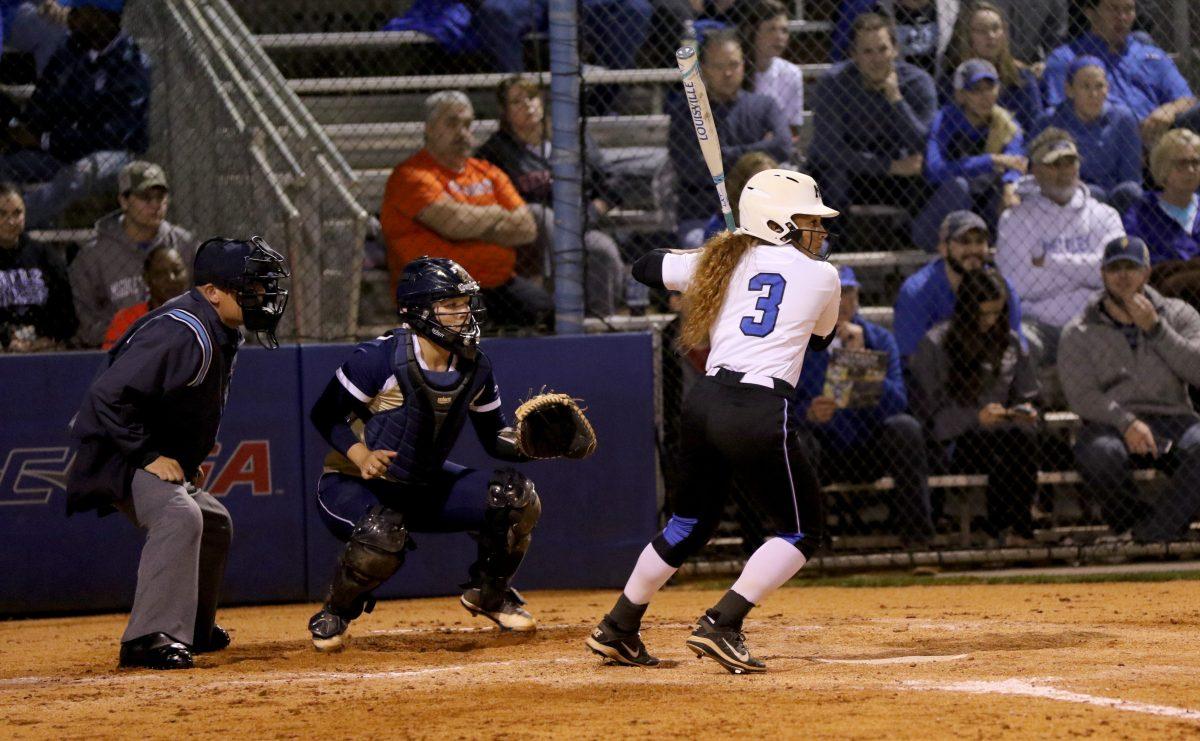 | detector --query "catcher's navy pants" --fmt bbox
[654,371,825,565]
[316,461,492,542]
